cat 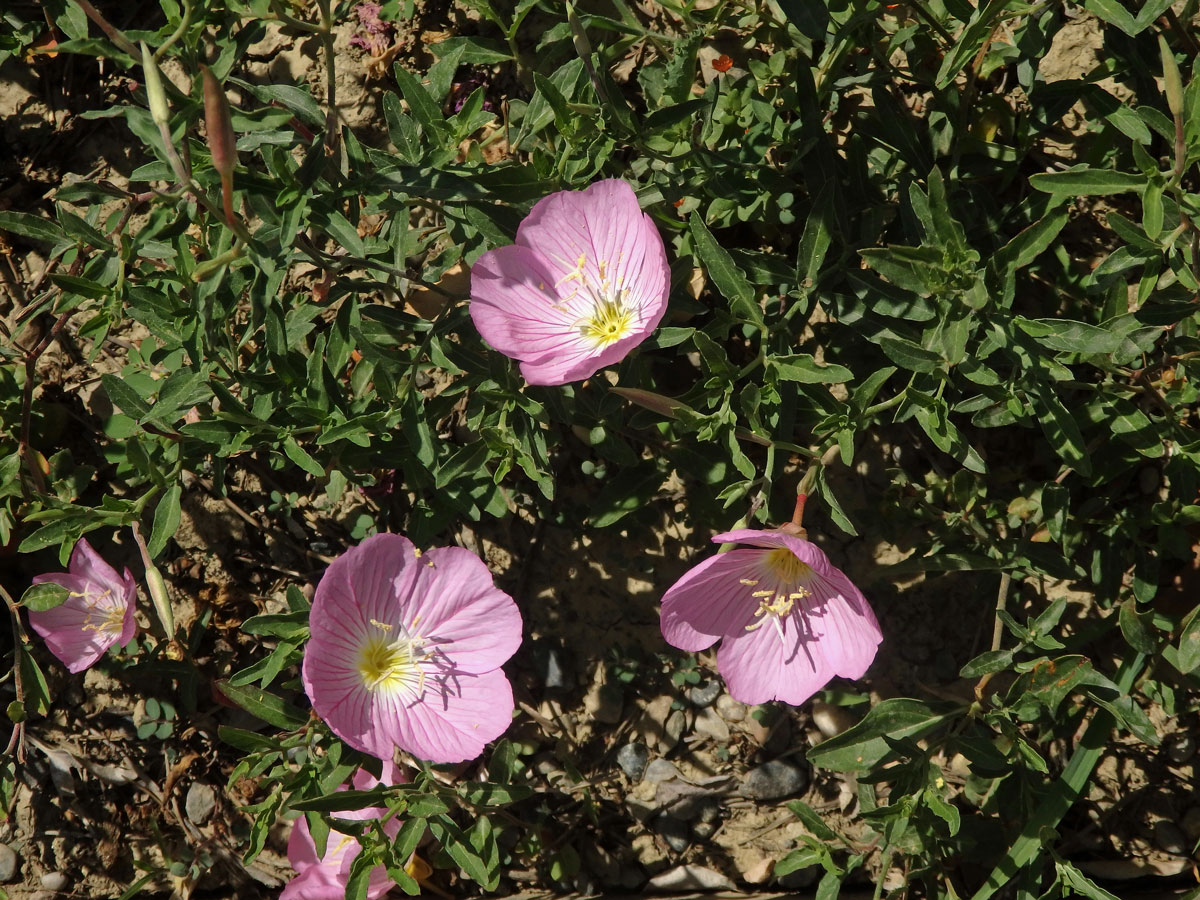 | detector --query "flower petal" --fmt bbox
[717,615,833,706]
[804,573,882,679]
[405,547,521,673]
[659,550,768,651]
[387,668,514,764]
